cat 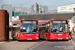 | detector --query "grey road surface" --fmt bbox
[28,40,75,50]
[0,41,39,50]
[0,40,75,50]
